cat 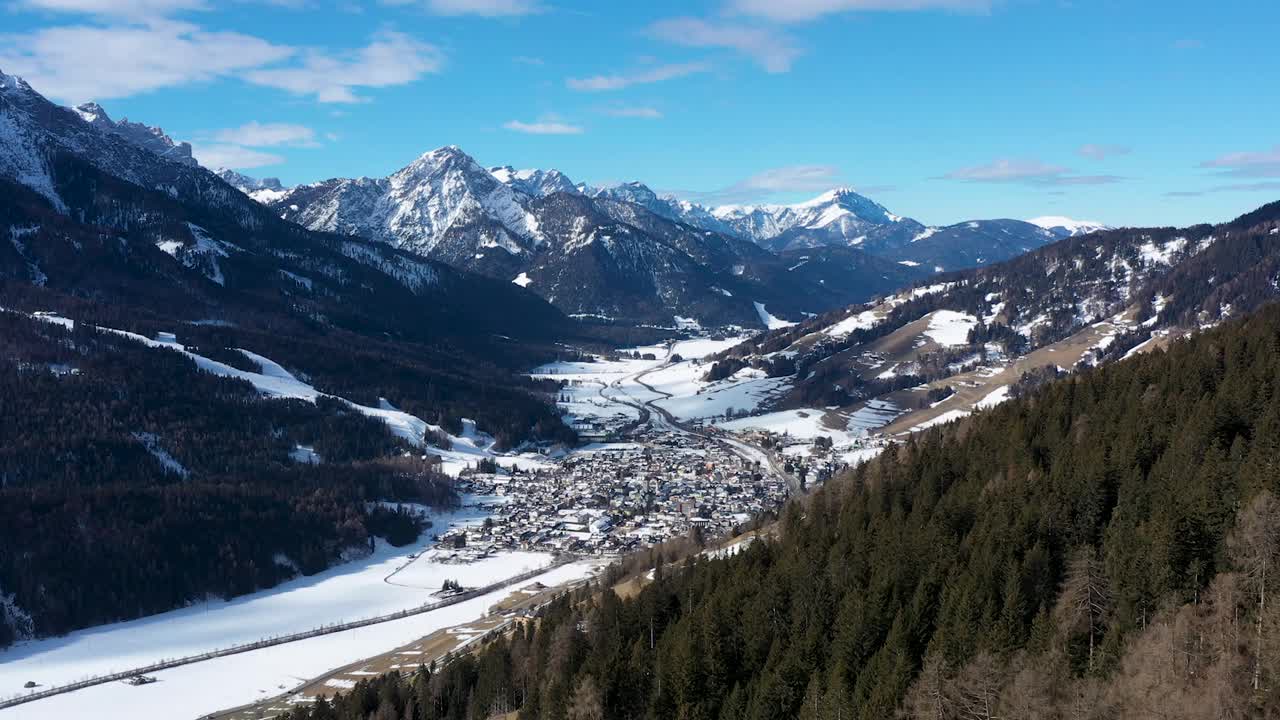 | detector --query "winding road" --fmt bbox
[603,356,801,493]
